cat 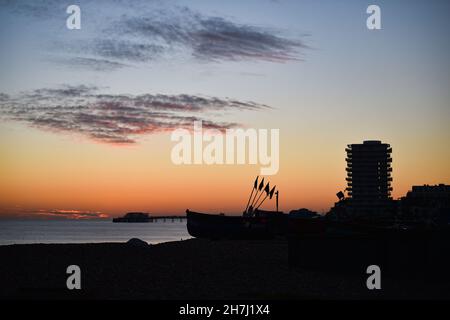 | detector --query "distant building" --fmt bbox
[330,140,395,219]
[327,140,449,224]
[400,184,450,223]
[345,140,392,201]
[406,184,450,200]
